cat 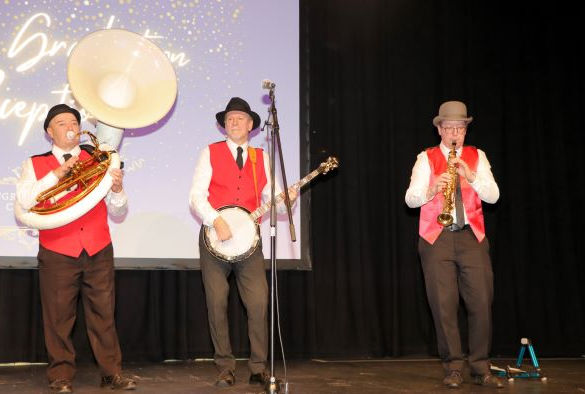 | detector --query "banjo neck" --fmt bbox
[207,157,337,262]
[248,168,323,222]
